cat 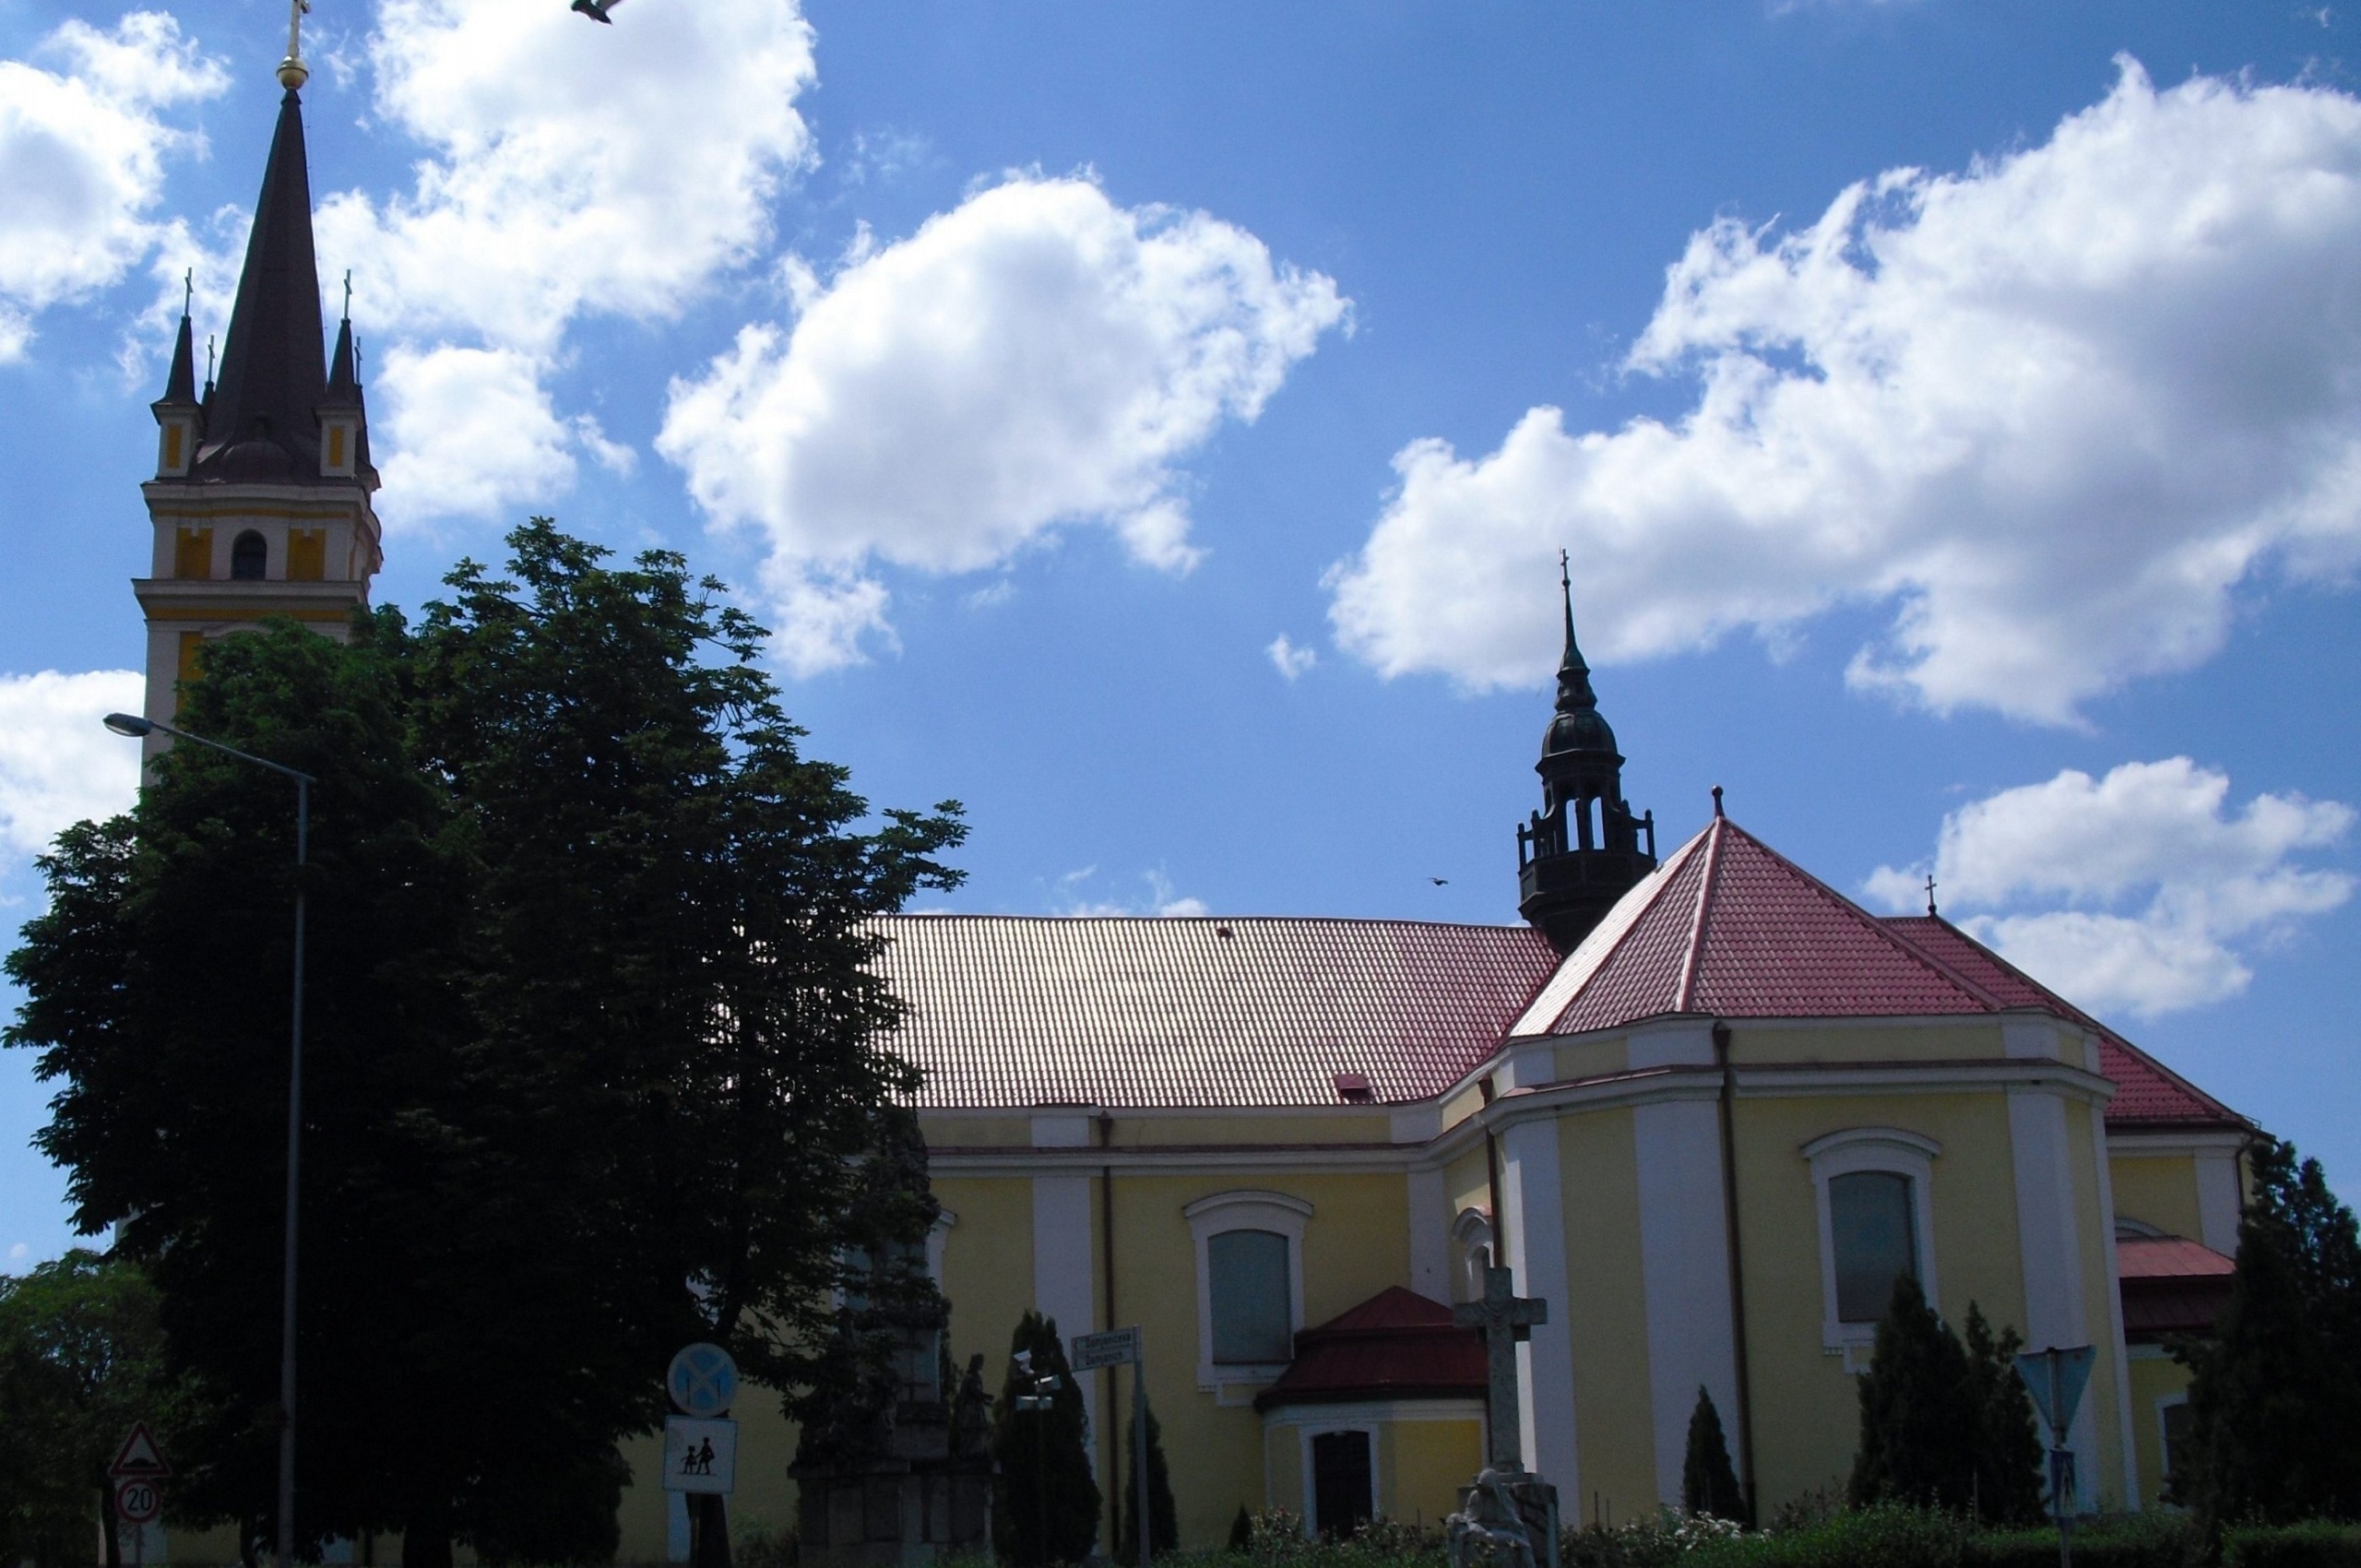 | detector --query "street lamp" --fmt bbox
[104,712,313,1568]
[1010,1350,1062,1568]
